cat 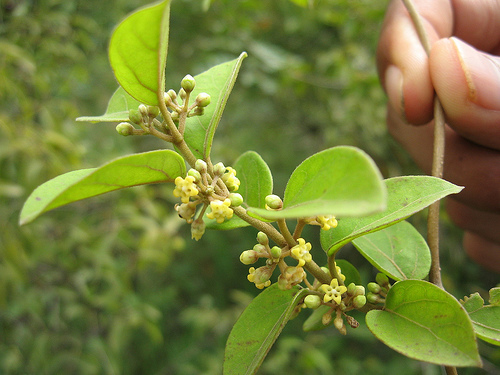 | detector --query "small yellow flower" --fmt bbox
[320,278,347,305]
[173,176,199,203]
[247,267,272,289]
[316,215,338,230]
[291,238,312,267]
[206,198,233,223]
[222,167,240,192]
